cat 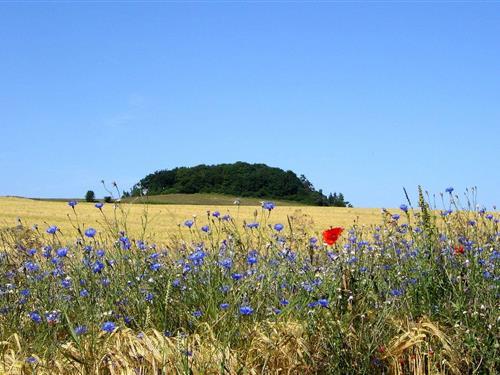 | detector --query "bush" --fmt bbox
[103,196,113,203]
